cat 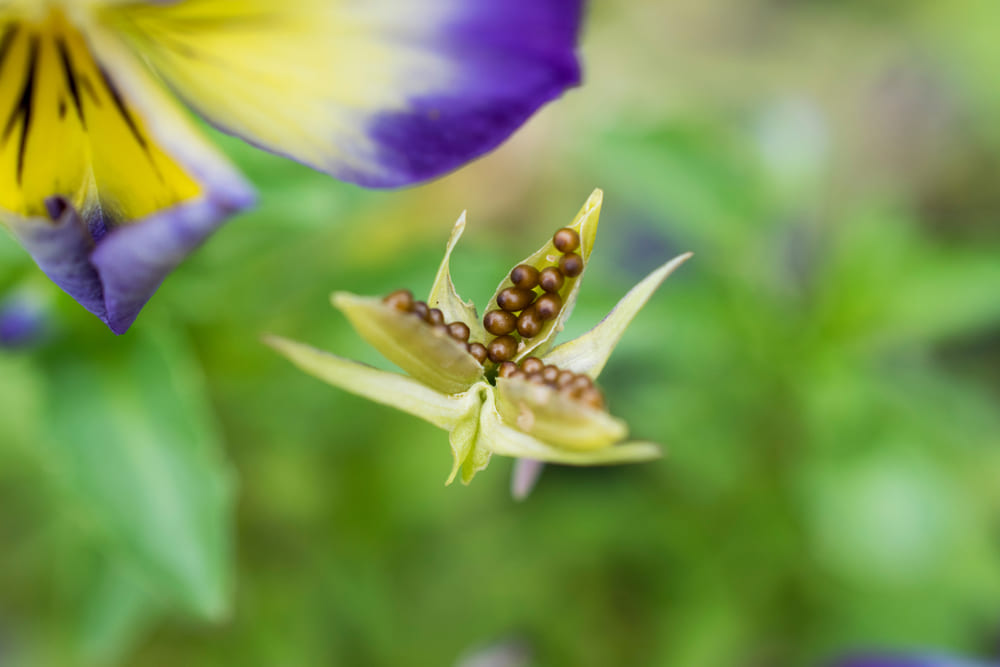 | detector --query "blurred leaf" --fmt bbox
[39,328,235,621]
